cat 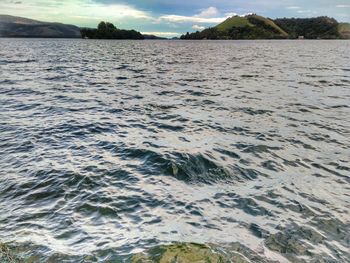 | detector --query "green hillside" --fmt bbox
[215,16,253,31]
[250,14,288,36]
[181,14,289,40]
[181,14,347,40]
[216,15,288,37]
